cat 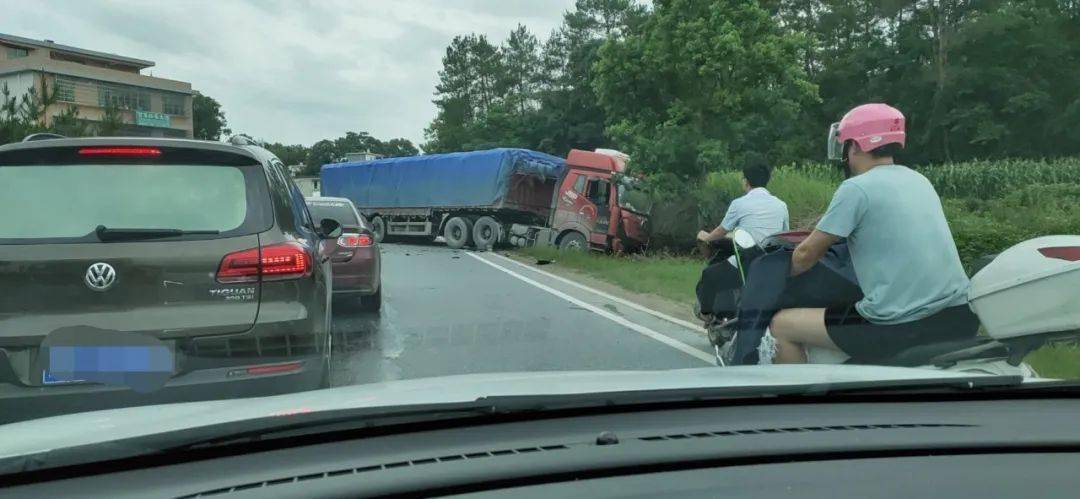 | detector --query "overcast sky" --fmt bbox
[4,0,575,147]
